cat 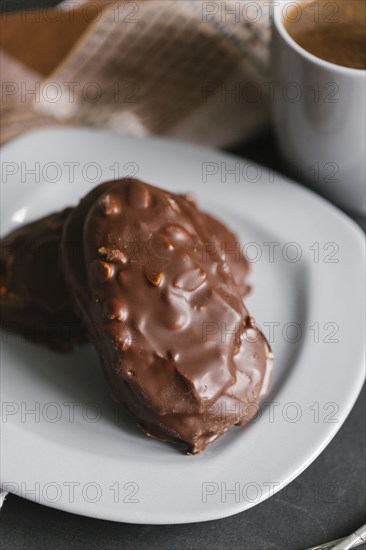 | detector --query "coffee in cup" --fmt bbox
[284,0,366,70]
